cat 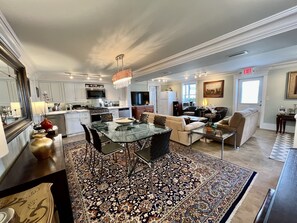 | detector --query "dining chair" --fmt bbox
[132,129,172,191]
[139,113,149,123]
[153,115,166,127]
[81,123,109,167]
[100,113,113,122]
[89,127,123,177]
